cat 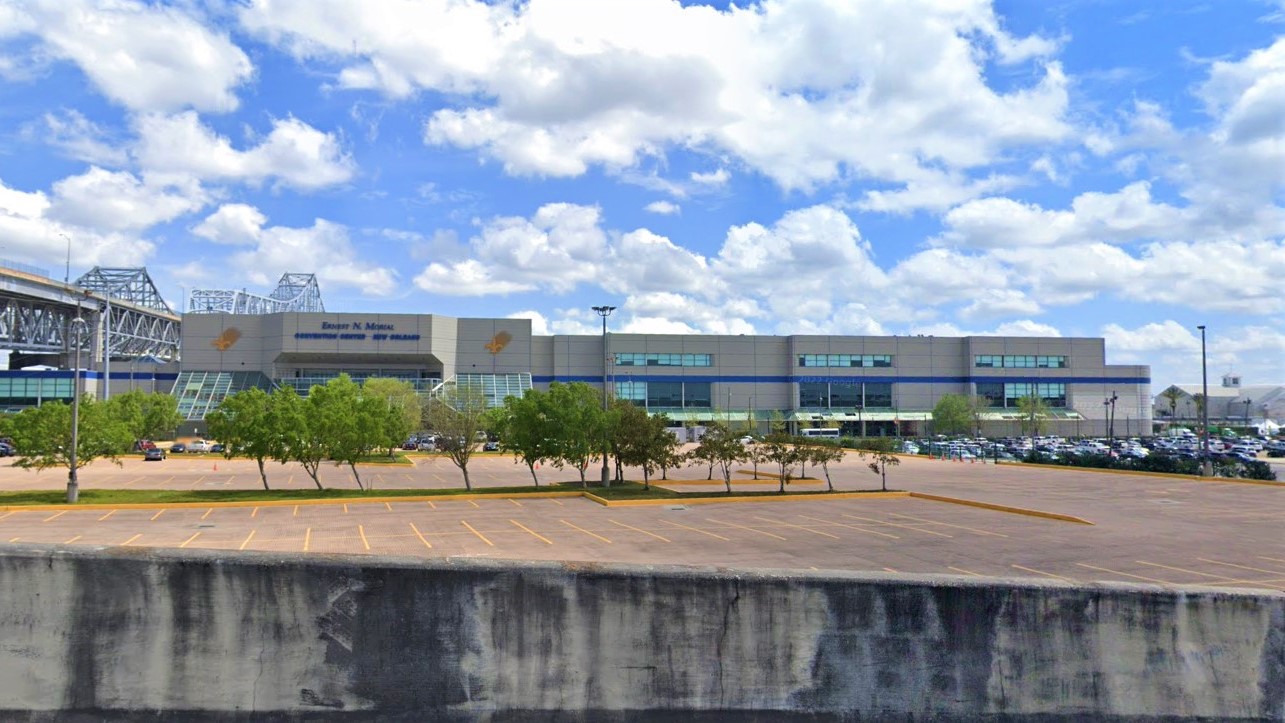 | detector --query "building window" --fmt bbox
[682,382,711,408]
[797,354,893,368]
[614,353,712,367]
[977,382,1066,408]
[616,380,711,408]
[975,355,1066,369]
[798,381,893,408]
